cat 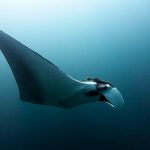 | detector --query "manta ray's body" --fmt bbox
[0,30,124,109]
